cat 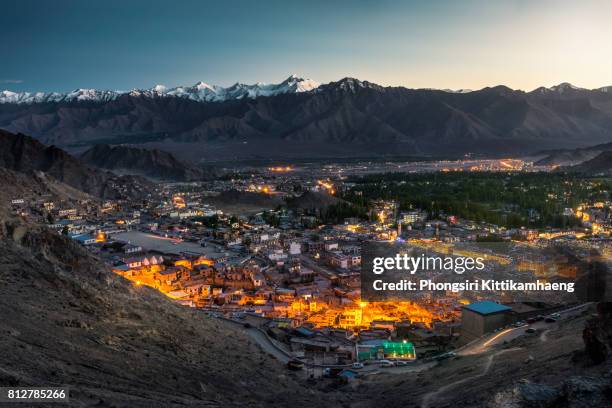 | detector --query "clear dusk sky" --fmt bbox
[2,0,611,92]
